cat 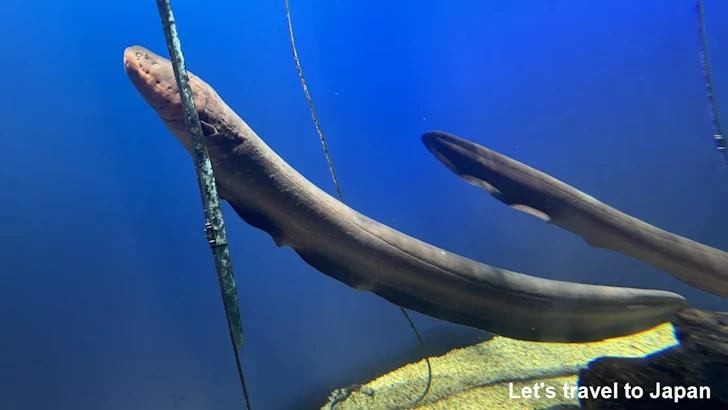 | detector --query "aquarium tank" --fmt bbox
[1,0,727,409]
